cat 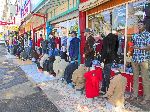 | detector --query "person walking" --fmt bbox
[131,21,150,104]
